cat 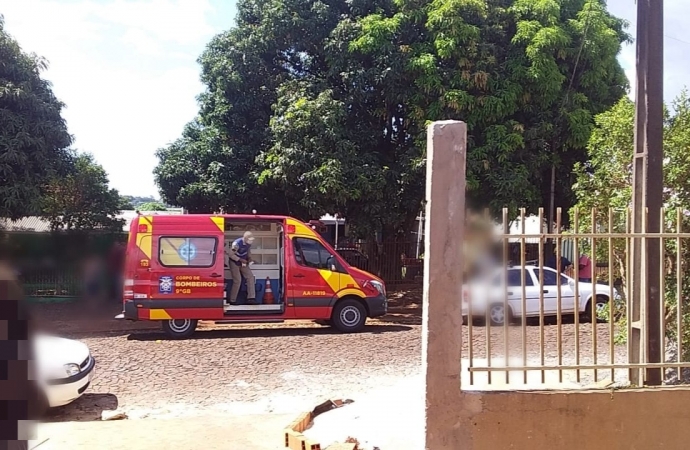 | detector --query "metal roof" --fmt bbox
[0,217,52,233]
[0,208,185,233]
